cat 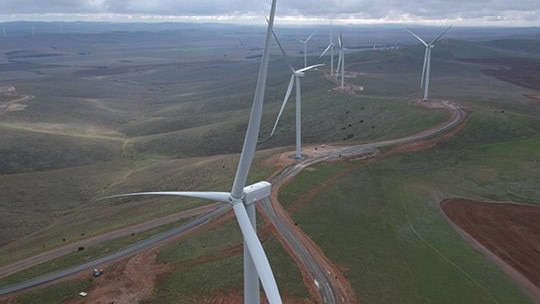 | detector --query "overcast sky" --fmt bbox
[1,0,539,26]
